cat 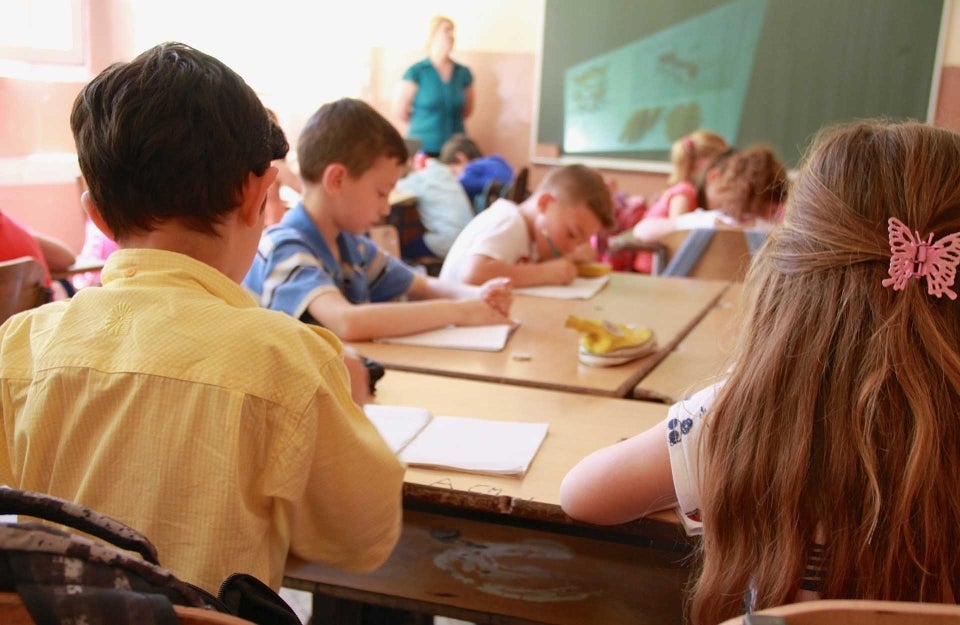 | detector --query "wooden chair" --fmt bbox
[366,224,401,259]
[655,228,766,281]
[719,599,960,625]
[473,179,504,213]
[503,166,530,203]
[0,256,51,324]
